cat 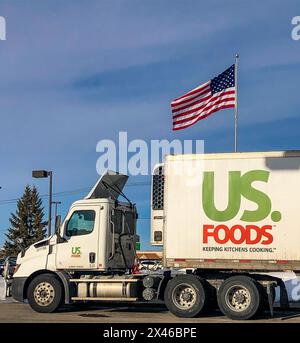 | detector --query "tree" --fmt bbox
[0,248,5,259]
[2,185,46,257]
